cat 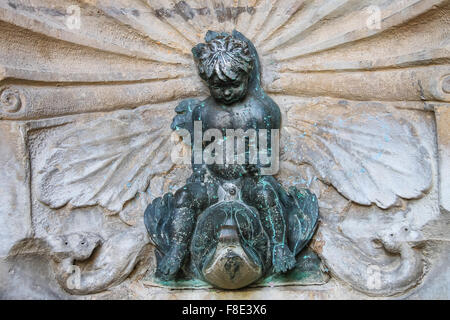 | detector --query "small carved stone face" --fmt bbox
[208,72,249,105]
